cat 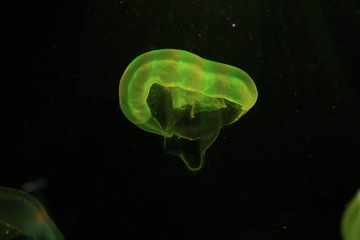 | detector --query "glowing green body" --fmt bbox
[341,190,360,240]
[119,49,257,171]
[0,186,64,240]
